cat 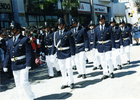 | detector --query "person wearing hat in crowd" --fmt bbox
[110,17,123,71]
[133,22,140,45]
[93,15,115,80]
[87,20,102,71]
[0,30,6,70]
[3,21,35,100]
[70,17,89,79]
[119,19,132,64]
[51,18,75,89]
[42,22,61,79]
